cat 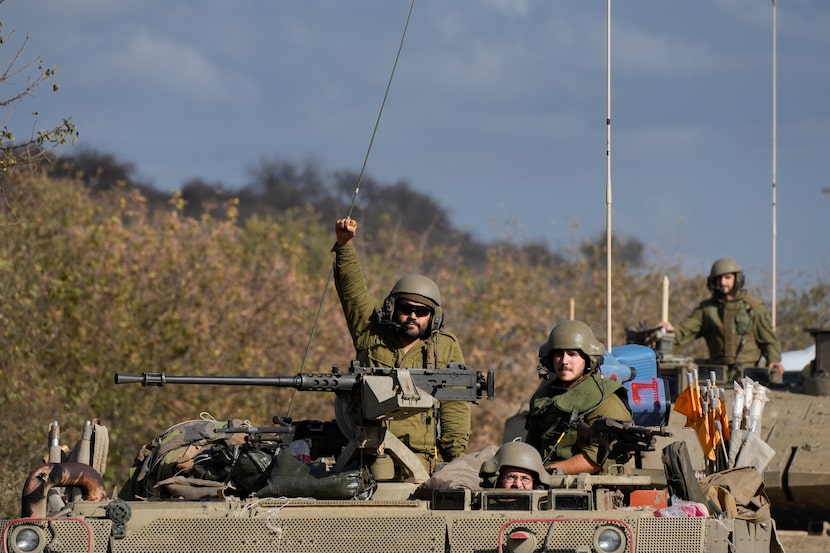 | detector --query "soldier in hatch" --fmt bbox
[332,218,470,473]
[525,320,632,475]
[660,257,784,381]
[479,441,551,490]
